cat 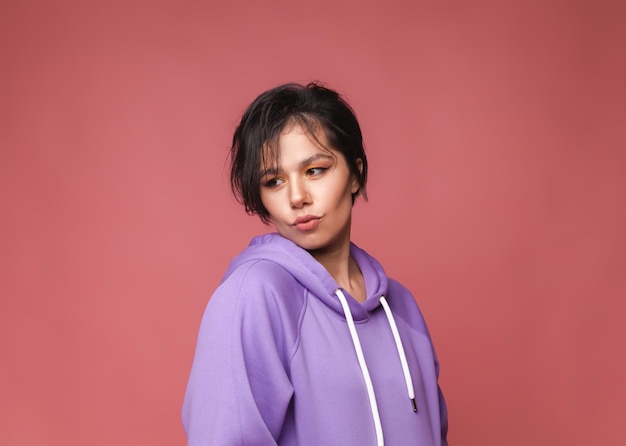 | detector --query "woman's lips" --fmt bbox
[293,216,320,232]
